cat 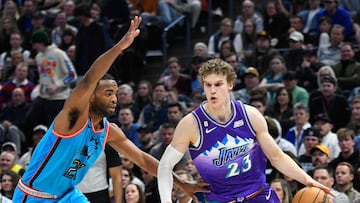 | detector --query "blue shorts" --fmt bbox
[13,187,89,203]
[207,186,280,203]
